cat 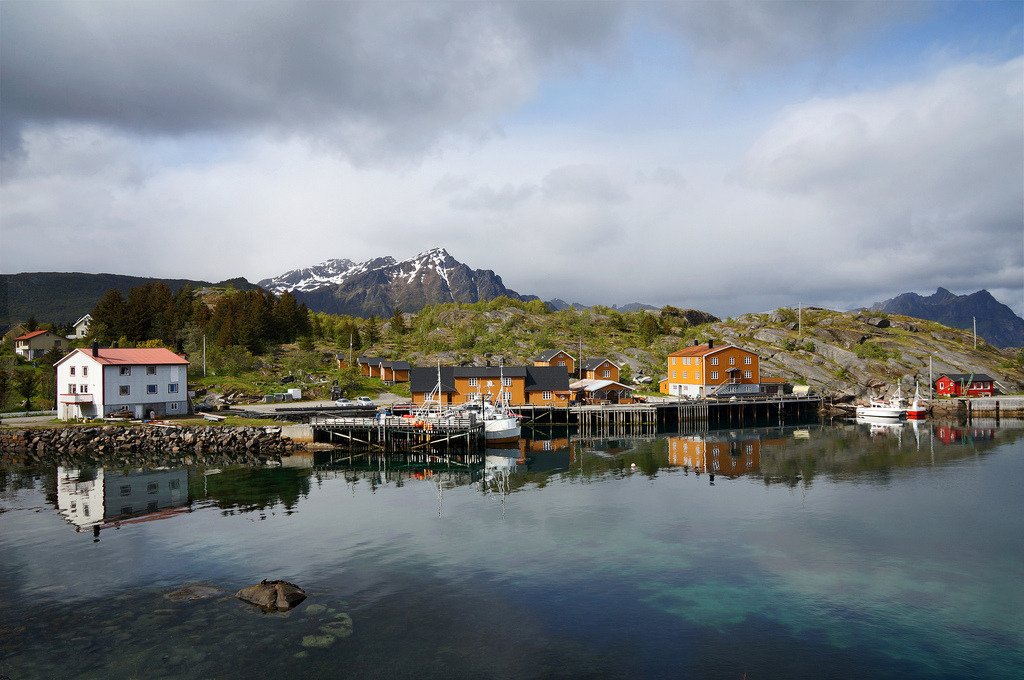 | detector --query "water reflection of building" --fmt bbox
[934,425,996,446]
[56,467,190,531]
[667,432,761,476]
